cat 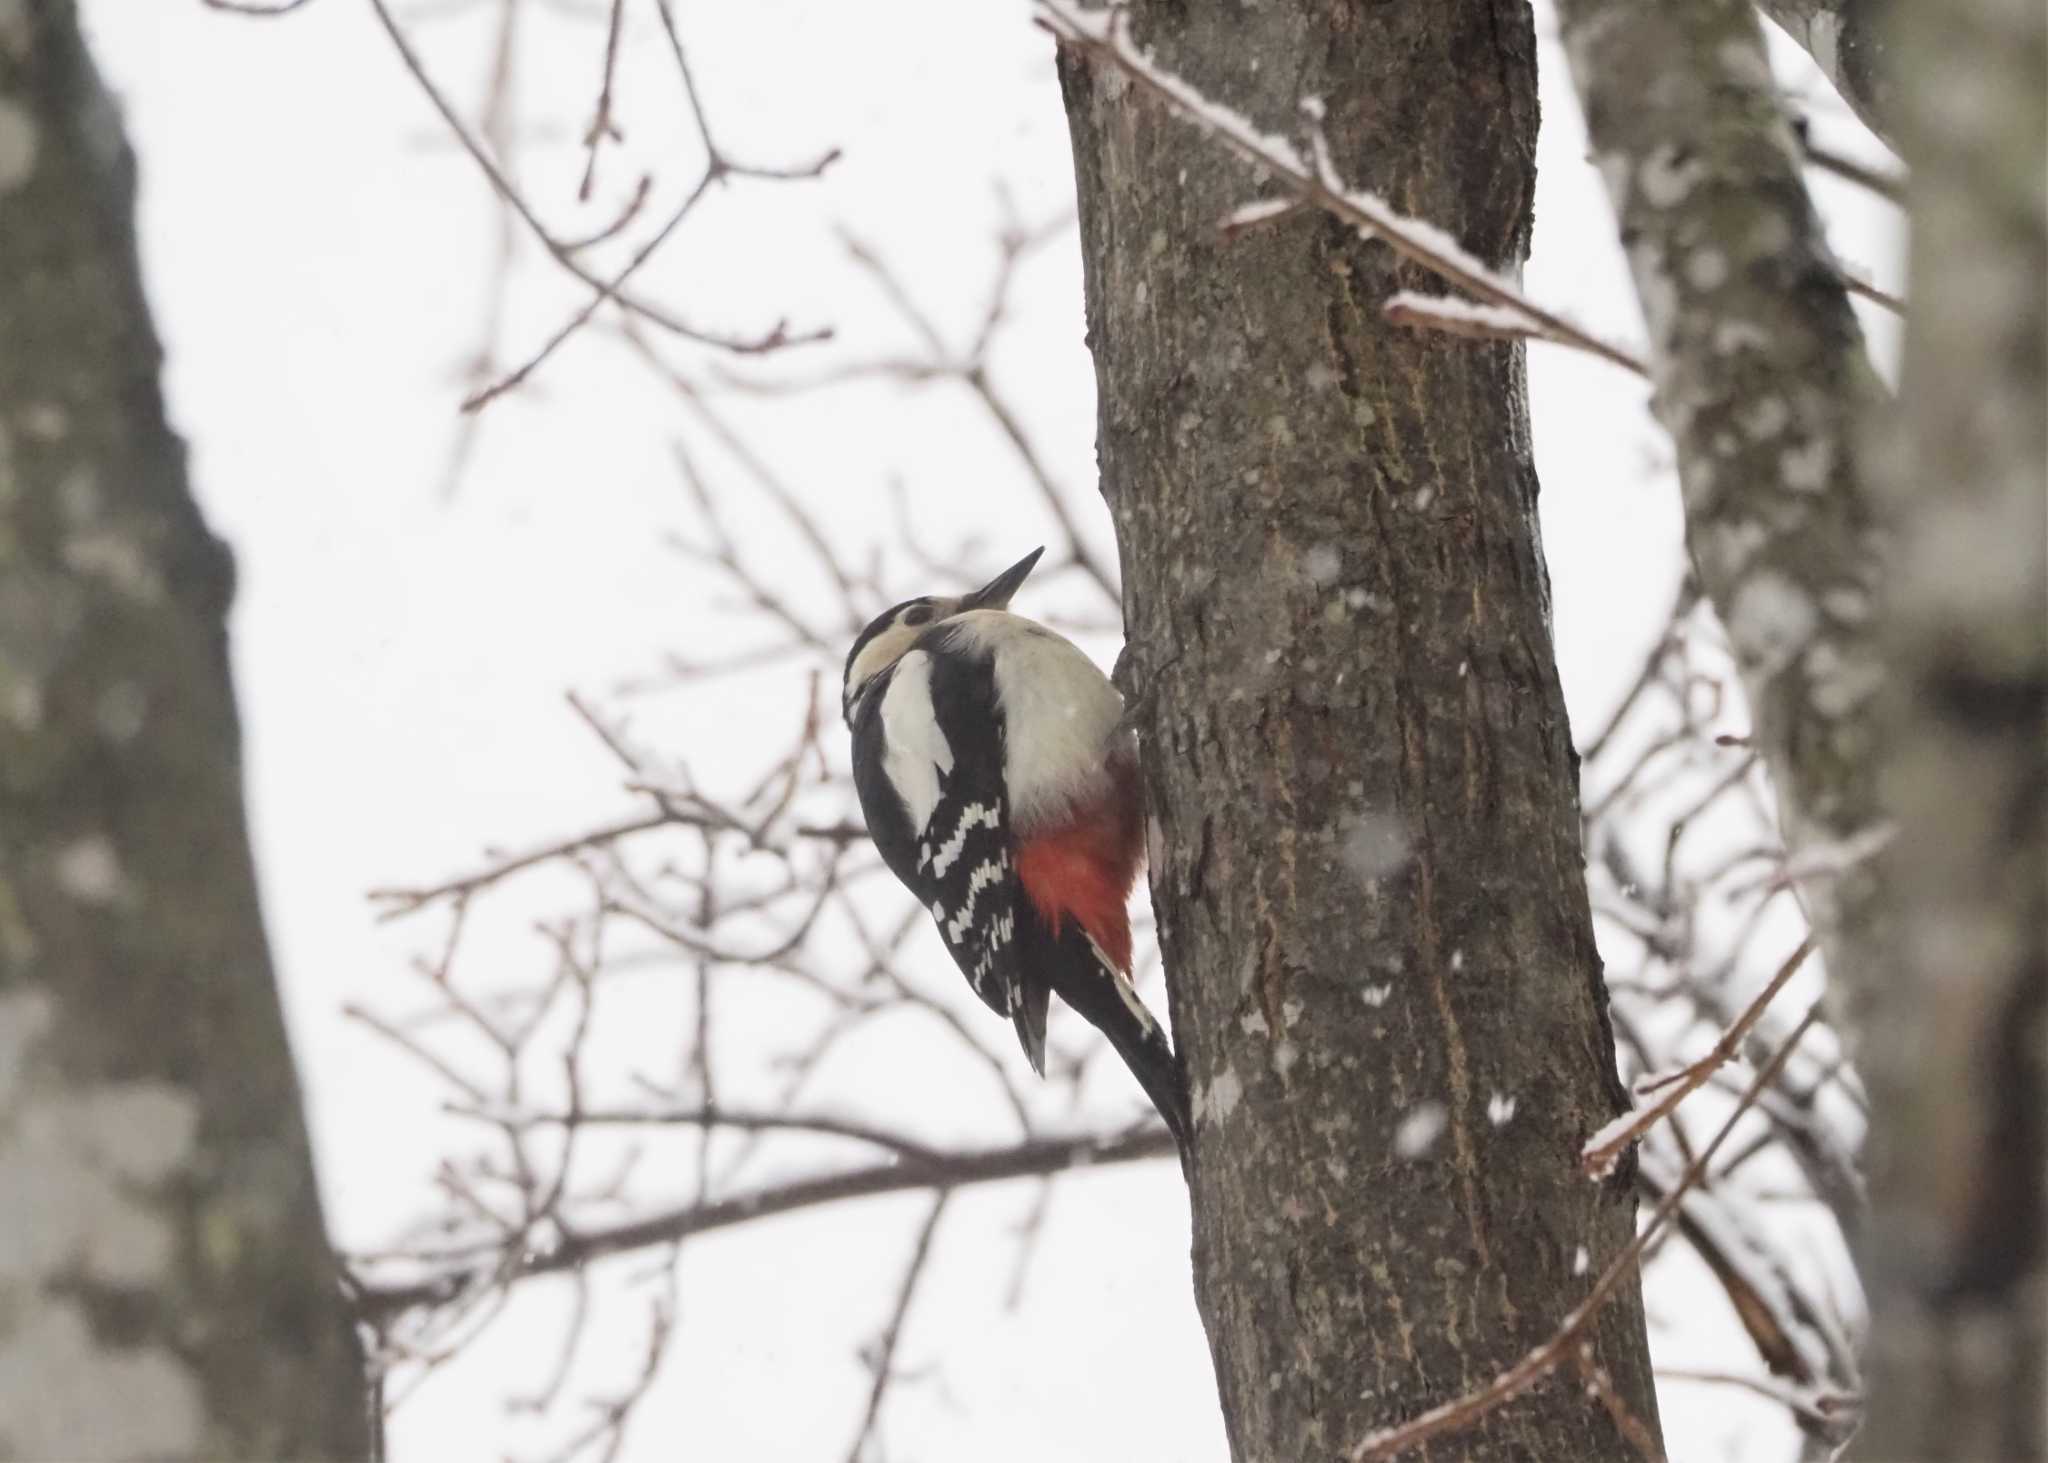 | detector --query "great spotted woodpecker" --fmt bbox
[843,547,1191,1154]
